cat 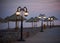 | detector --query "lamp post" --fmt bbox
[48,17,53,28]
[38,14,46,32]
[48,18,51,28]
[47,19,48,28]
[16,6,28,41]
[52,19,54,27]
[51,18,53,27]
